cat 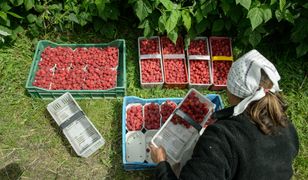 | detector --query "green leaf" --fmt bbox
[249,30,261,47]
[182,10,191,31]
[256,26,266,33]
[35,16,43,28]
[24,0,34,11]
[28,23,39,36]
[10,0,23,6]
[195,8,203,23]
[270,0,277,5]
[279,0,286,11]
[0,30,10,36]
[154,0,160,7]
[261,7,272,23]
[49,4,62,11]
[93,19,103,32]
[143,19,153,37]
[134,0,152,21]
[26,14,37,23]
[201,1,216,17]
[7,11,22,18]
[13,25,24,34]
[236,0,251,10]
[100,23,117,38]
[128,0,136,4]
[0,11,7,21]
[296,42,308,57]
[95,0,105,10]
[188,27,197,40]
[167,30,178,44]
[104,3,120,20]
[79,12,91,26]
[95,0,106,18]
[0,25,12,35]
[158,13,167,32]
[4,18,10,26]
[229,6,242,23]
[196,19,209,34]
[291,18,308,43]
[303,3,308,9]
[247,7,263,30]
[220,1,230,15]
[225,20,232,30]
[275,10,283,22]
[284,9,294,23]
[68,13,79,24]
[165,10,180,33]
[160,0,174,10]
[0,2,12,11]
[35,5,45,13]
[212,19,224,32]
